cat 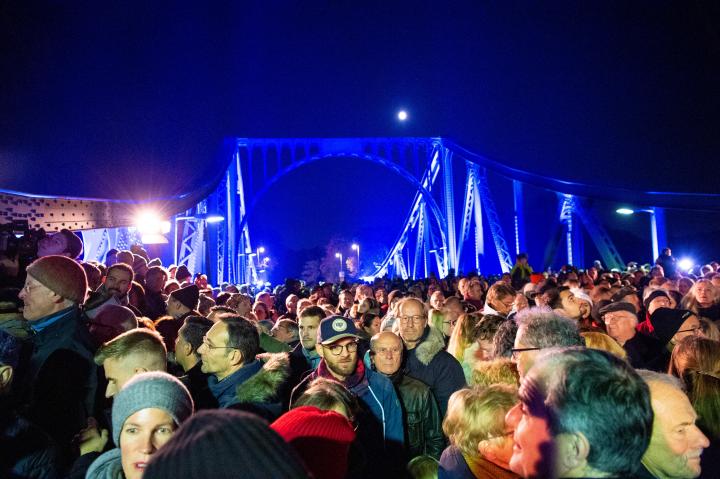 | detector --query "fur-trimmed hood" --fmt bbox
[414,326,447,366]
[235,352,290,404]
